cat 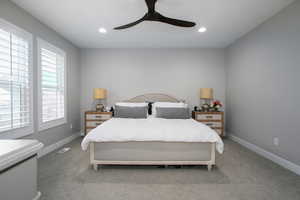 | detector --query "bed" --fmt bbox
[81,93,224,171]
